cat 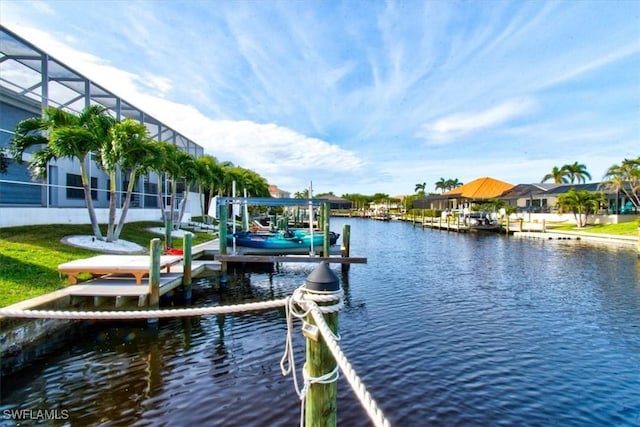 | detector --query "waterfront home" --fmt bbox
[413,176,514,212]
